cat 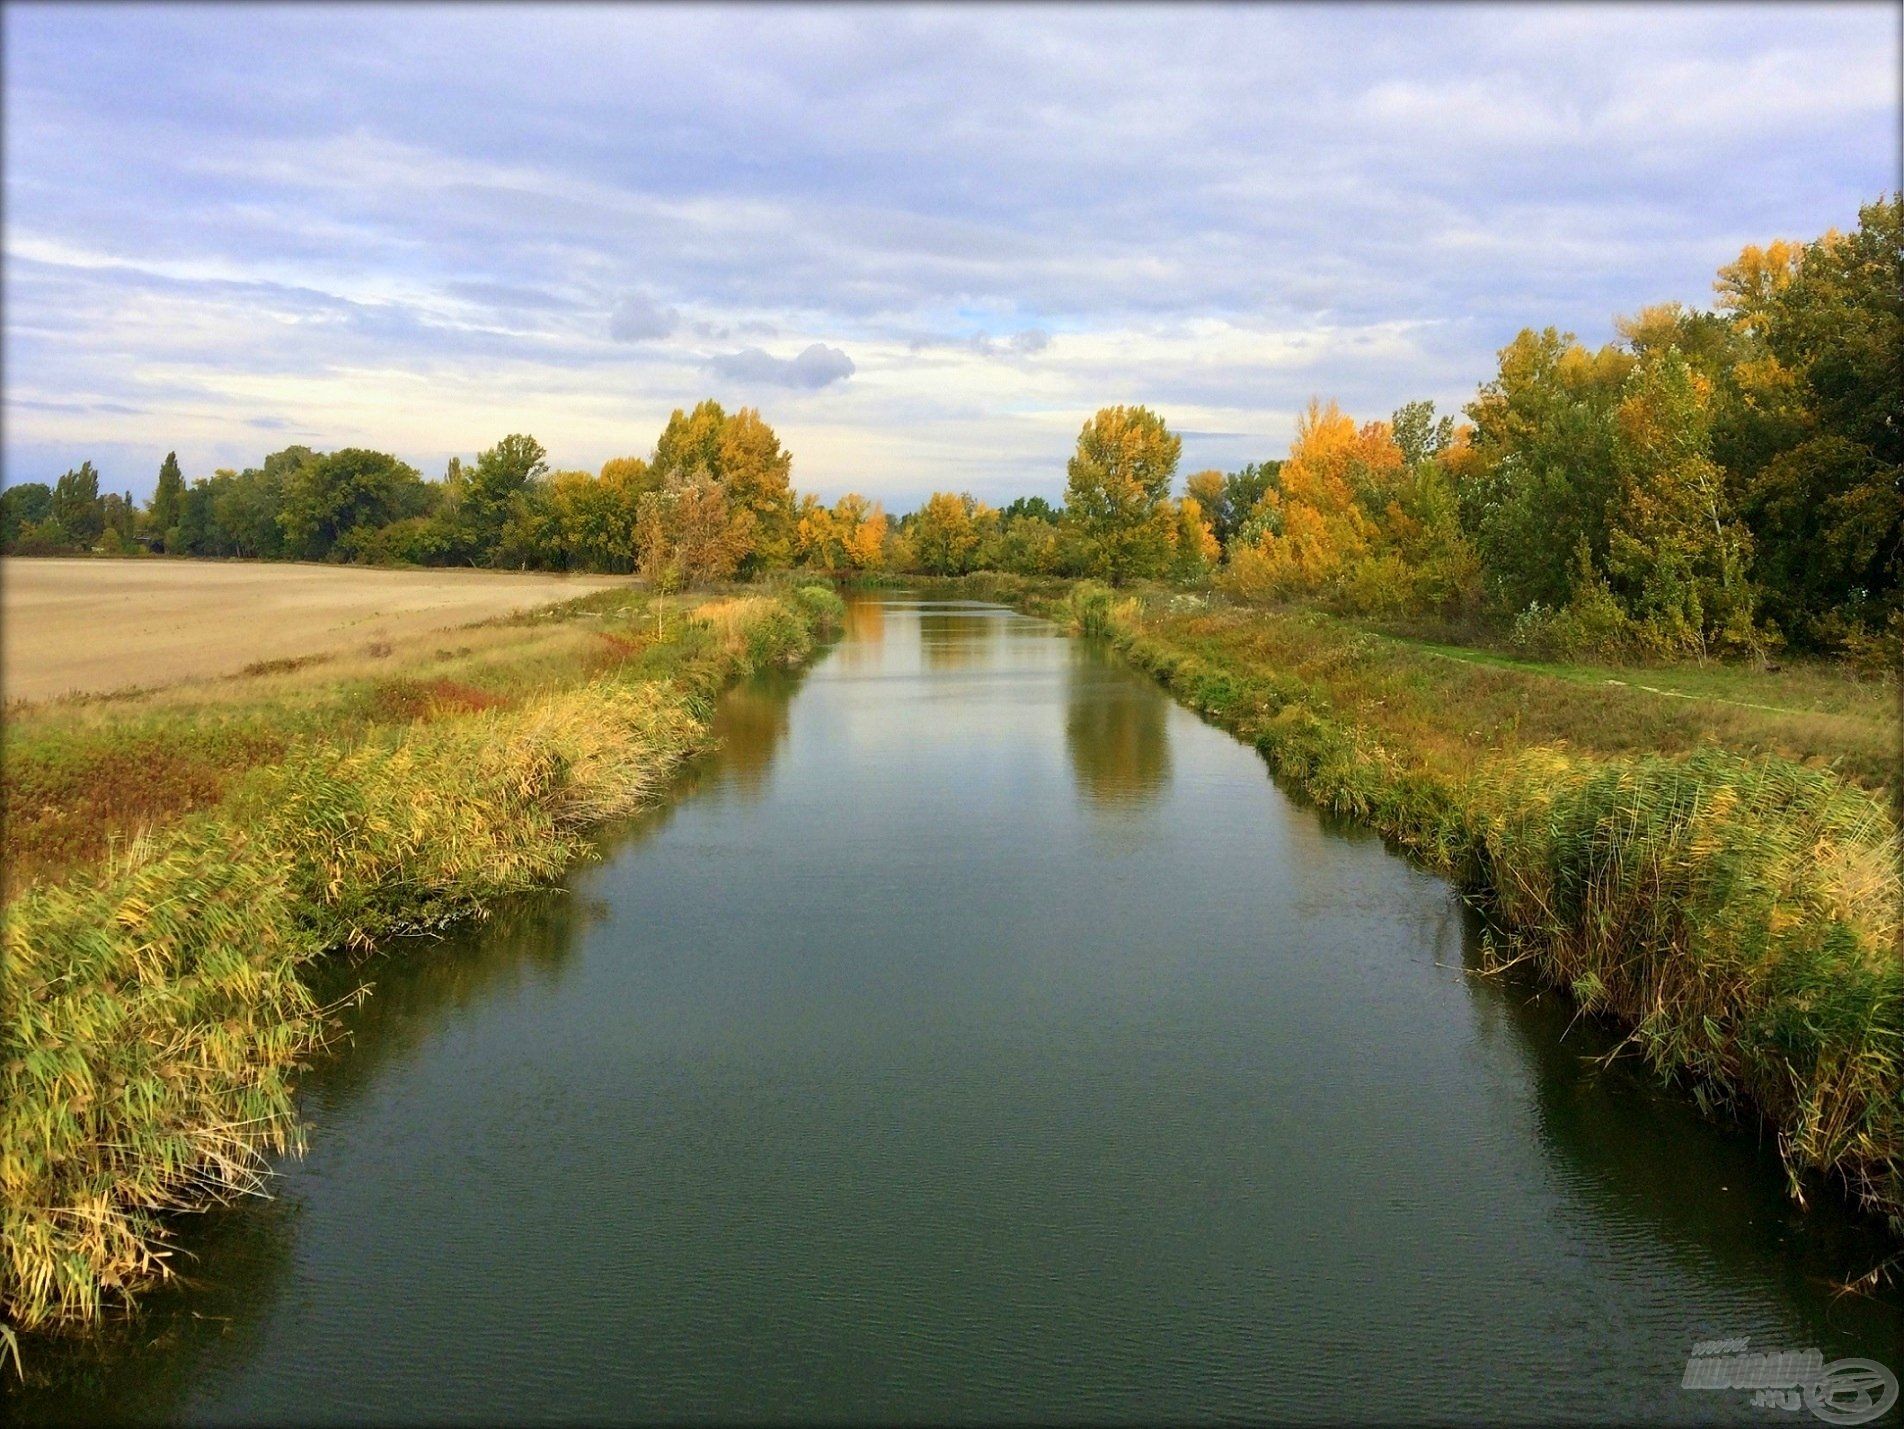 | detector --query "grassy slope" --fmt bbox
[928,573,1903,1249]
[1,583,844,1335]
